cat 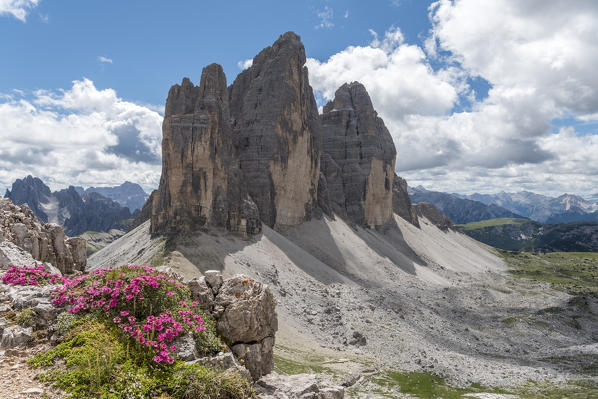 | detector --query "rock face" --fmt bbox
[256,372,344,399]
[413,202,456,231]
[0,198,86,273]
[151,65,261,237]
[5,176,134,236]
[392,174,419,227]
[320,82,396,228]
[188,271,278,381]
[229,32,322,230]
